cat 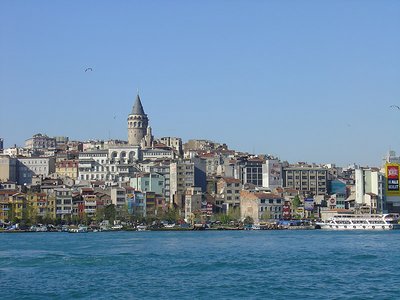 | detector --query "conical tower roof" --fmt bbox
[131,94,145,115]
